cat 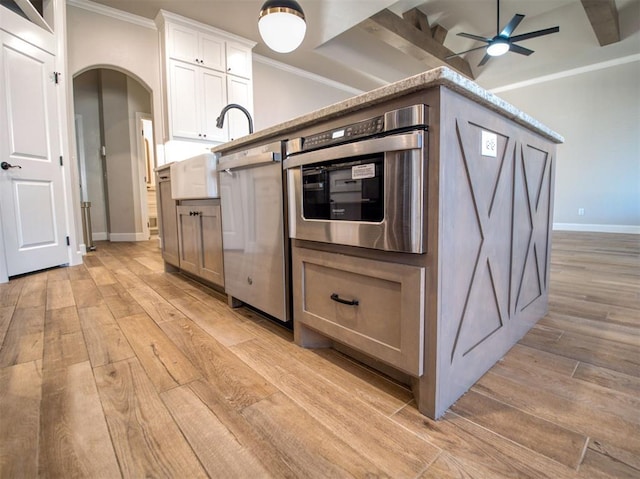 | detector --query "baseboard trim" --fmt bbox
[108,232,150,242]
[92,232,108,241]
[553,223,640,234]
